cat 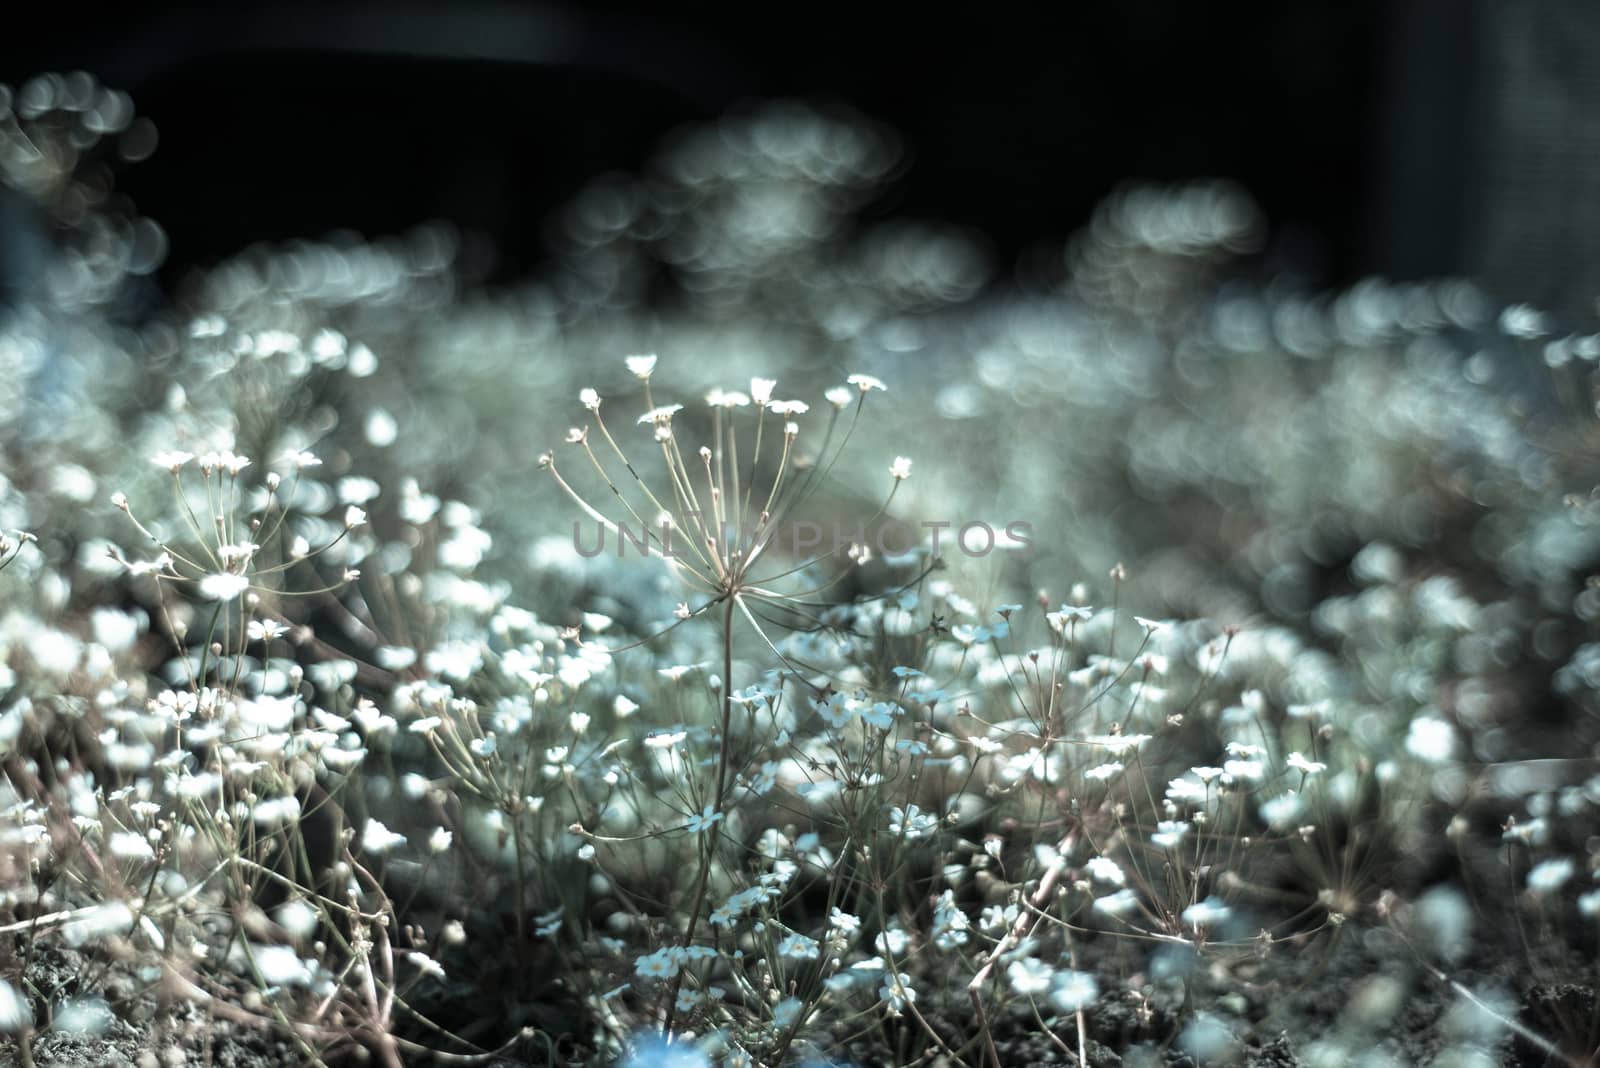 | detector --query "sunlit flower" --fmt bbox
[625,354,658,379]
